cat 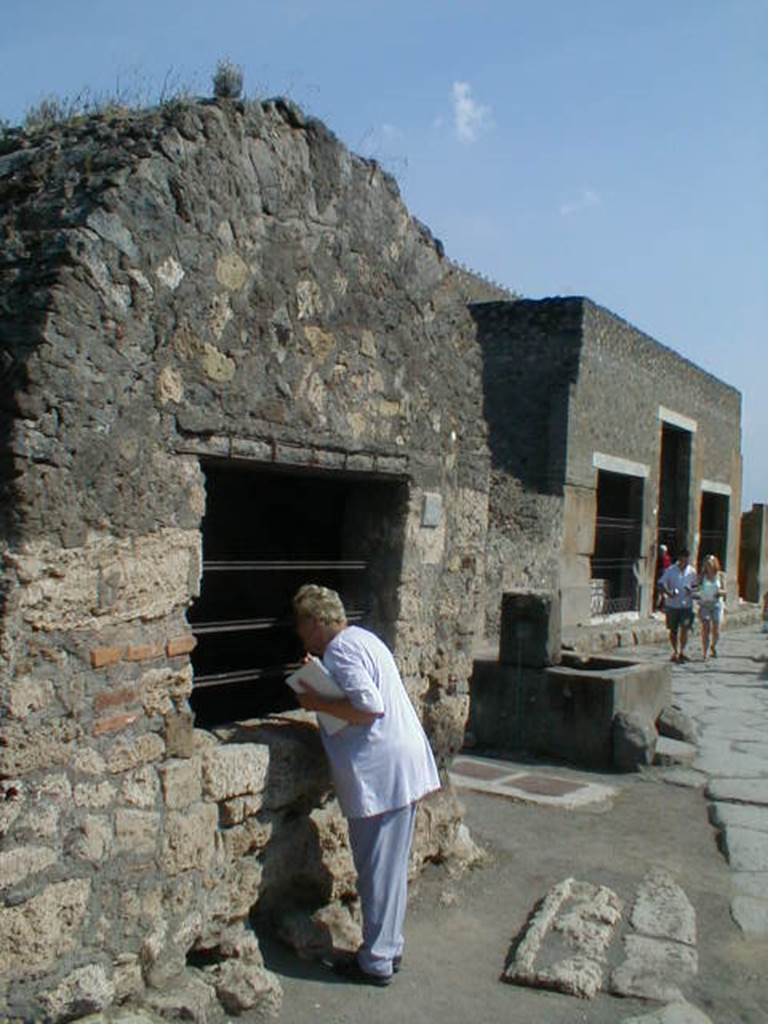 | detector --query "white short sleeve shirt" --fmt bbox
[320,626,440,819]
